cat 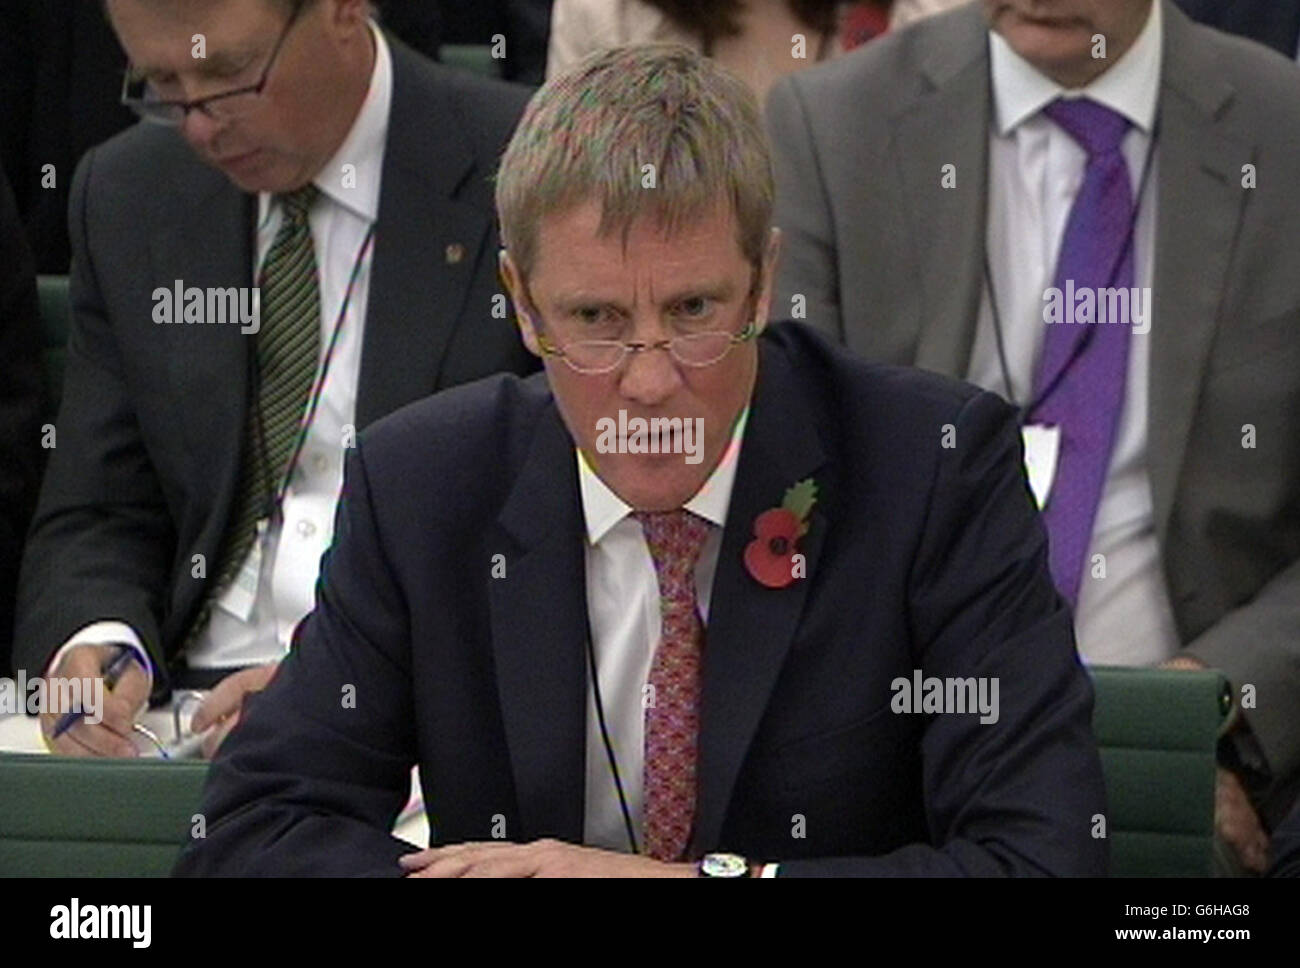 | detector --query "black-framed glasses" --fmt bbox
[120,0,306,126]
[523,266,763,375]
